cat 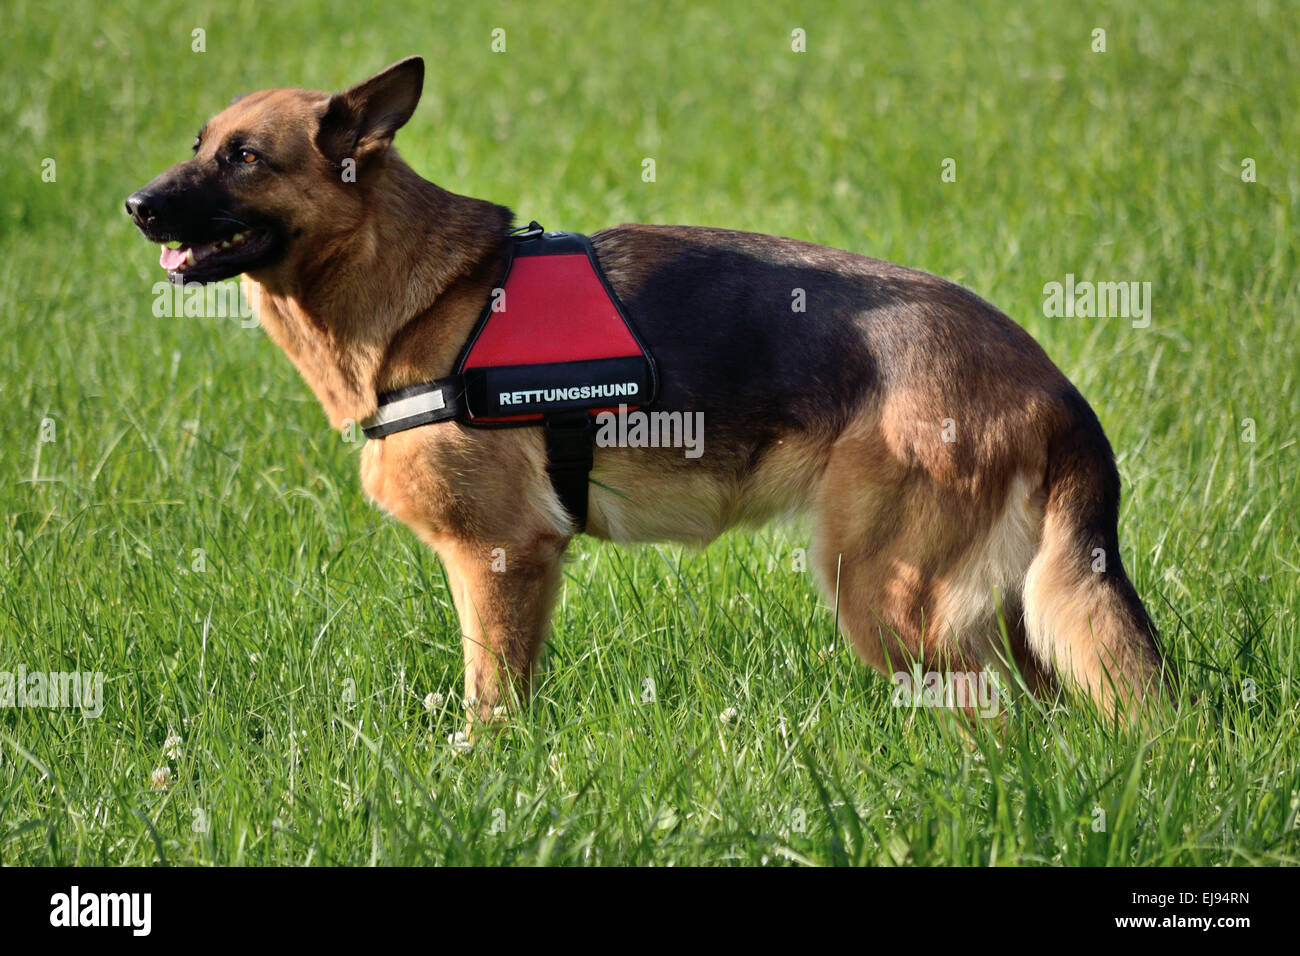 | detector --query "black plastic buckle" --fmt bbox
[509,220,545,241]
